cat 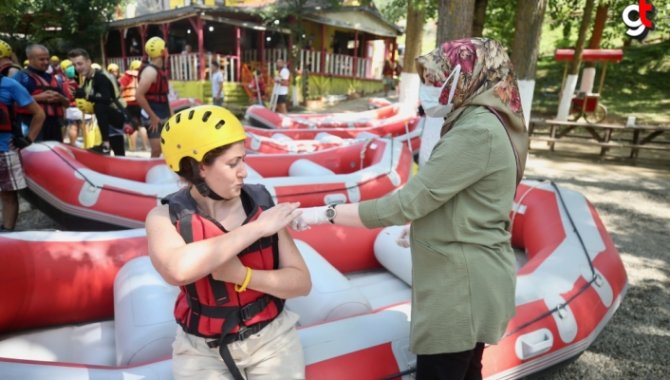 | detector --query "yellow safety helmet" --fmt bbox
[161,105,247,172]
[50,55,60,63]
[107,63,119,72]
[91,63,102,70]
[145,37,166,59]
[23,59,28,67]
[75,98,95,114]
[129,60,142,71]
[60,59,72,72]
[0,39,12,59]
